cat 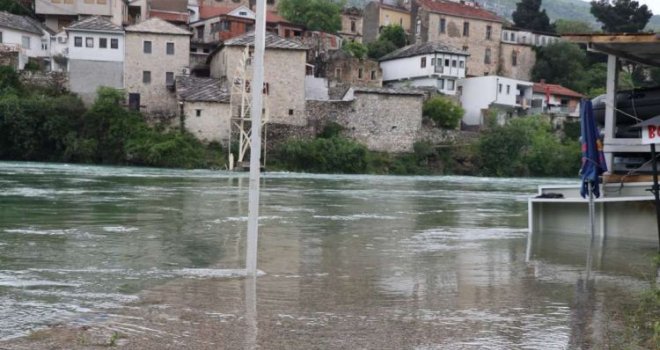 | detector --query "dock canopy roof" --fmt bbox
[563,33,660,67]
